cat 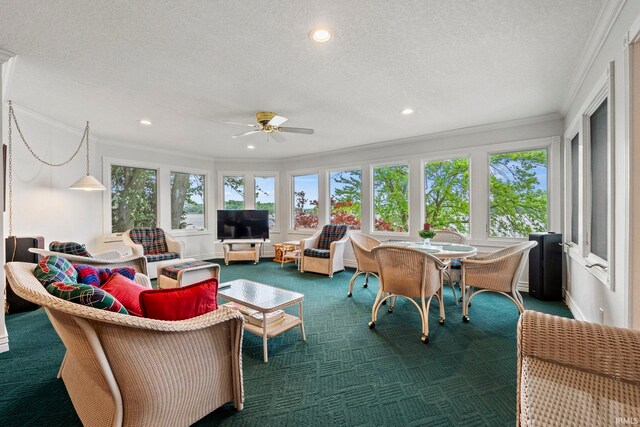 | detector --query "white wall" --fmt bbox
[0,54,12,353]
[562,1,640,327]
